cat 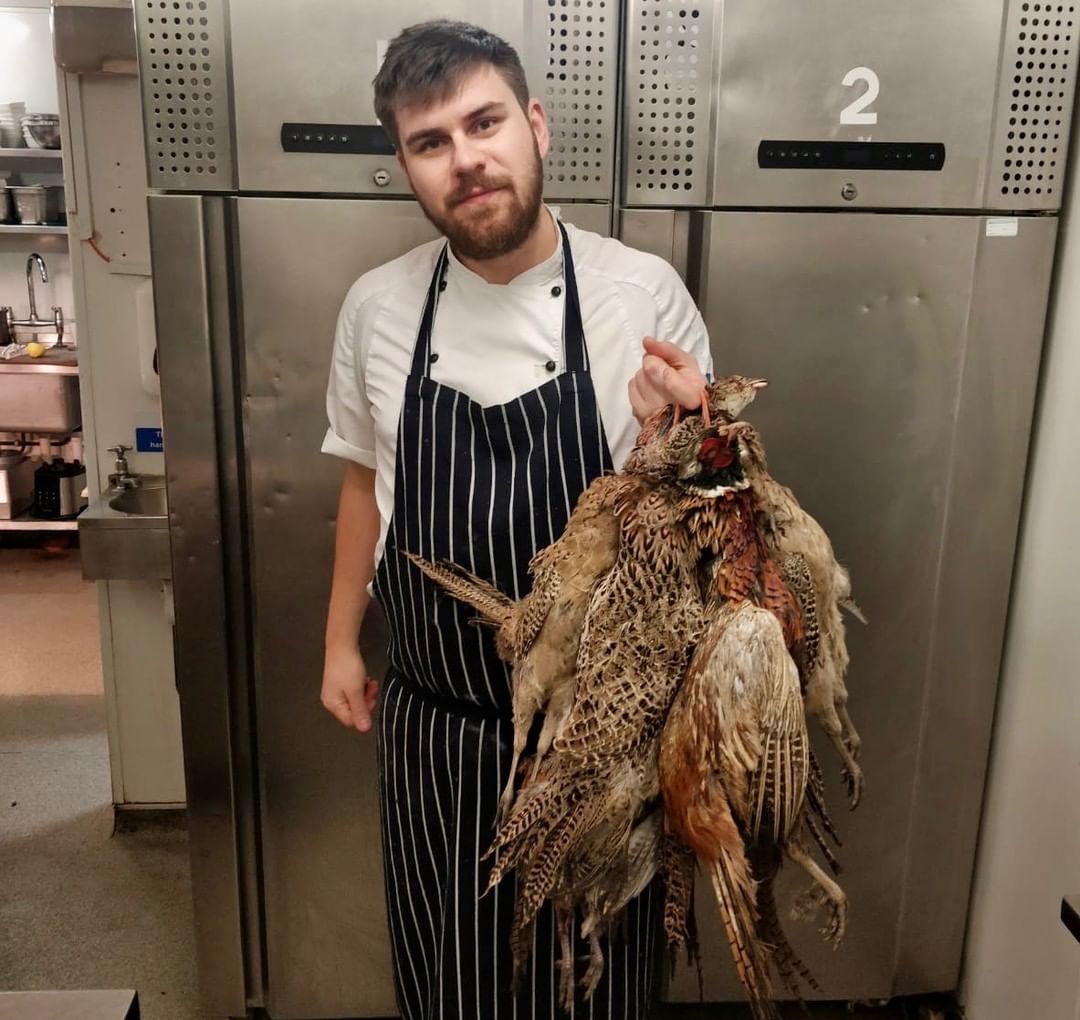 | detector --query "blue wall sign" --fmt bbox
[135,427,164,453]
